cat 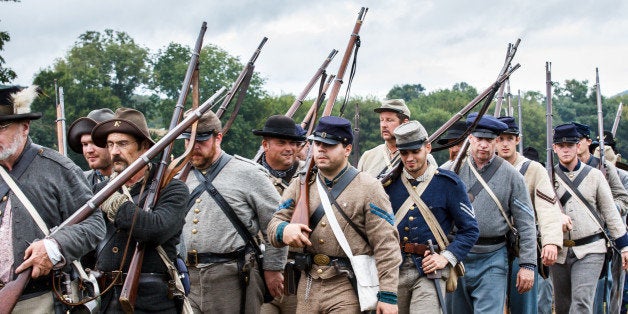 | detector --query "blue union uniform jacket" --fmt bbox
[385,166,479,272]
